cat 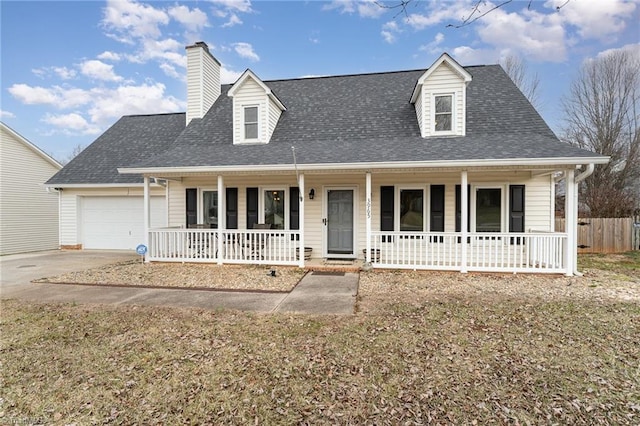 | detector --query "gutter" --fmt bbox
[572,163,596,276]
